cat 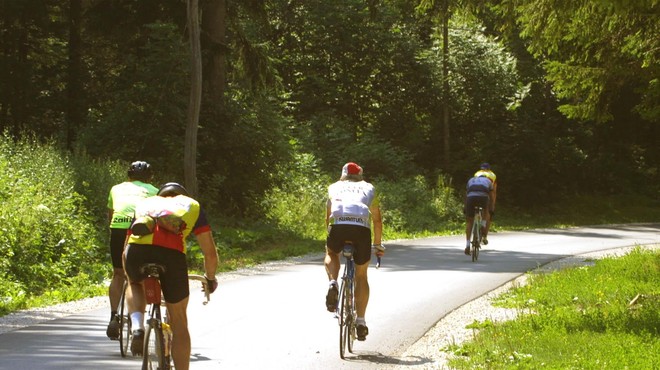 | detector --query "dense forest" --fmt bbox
[0,0,658,308]
[1,0,657,215]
